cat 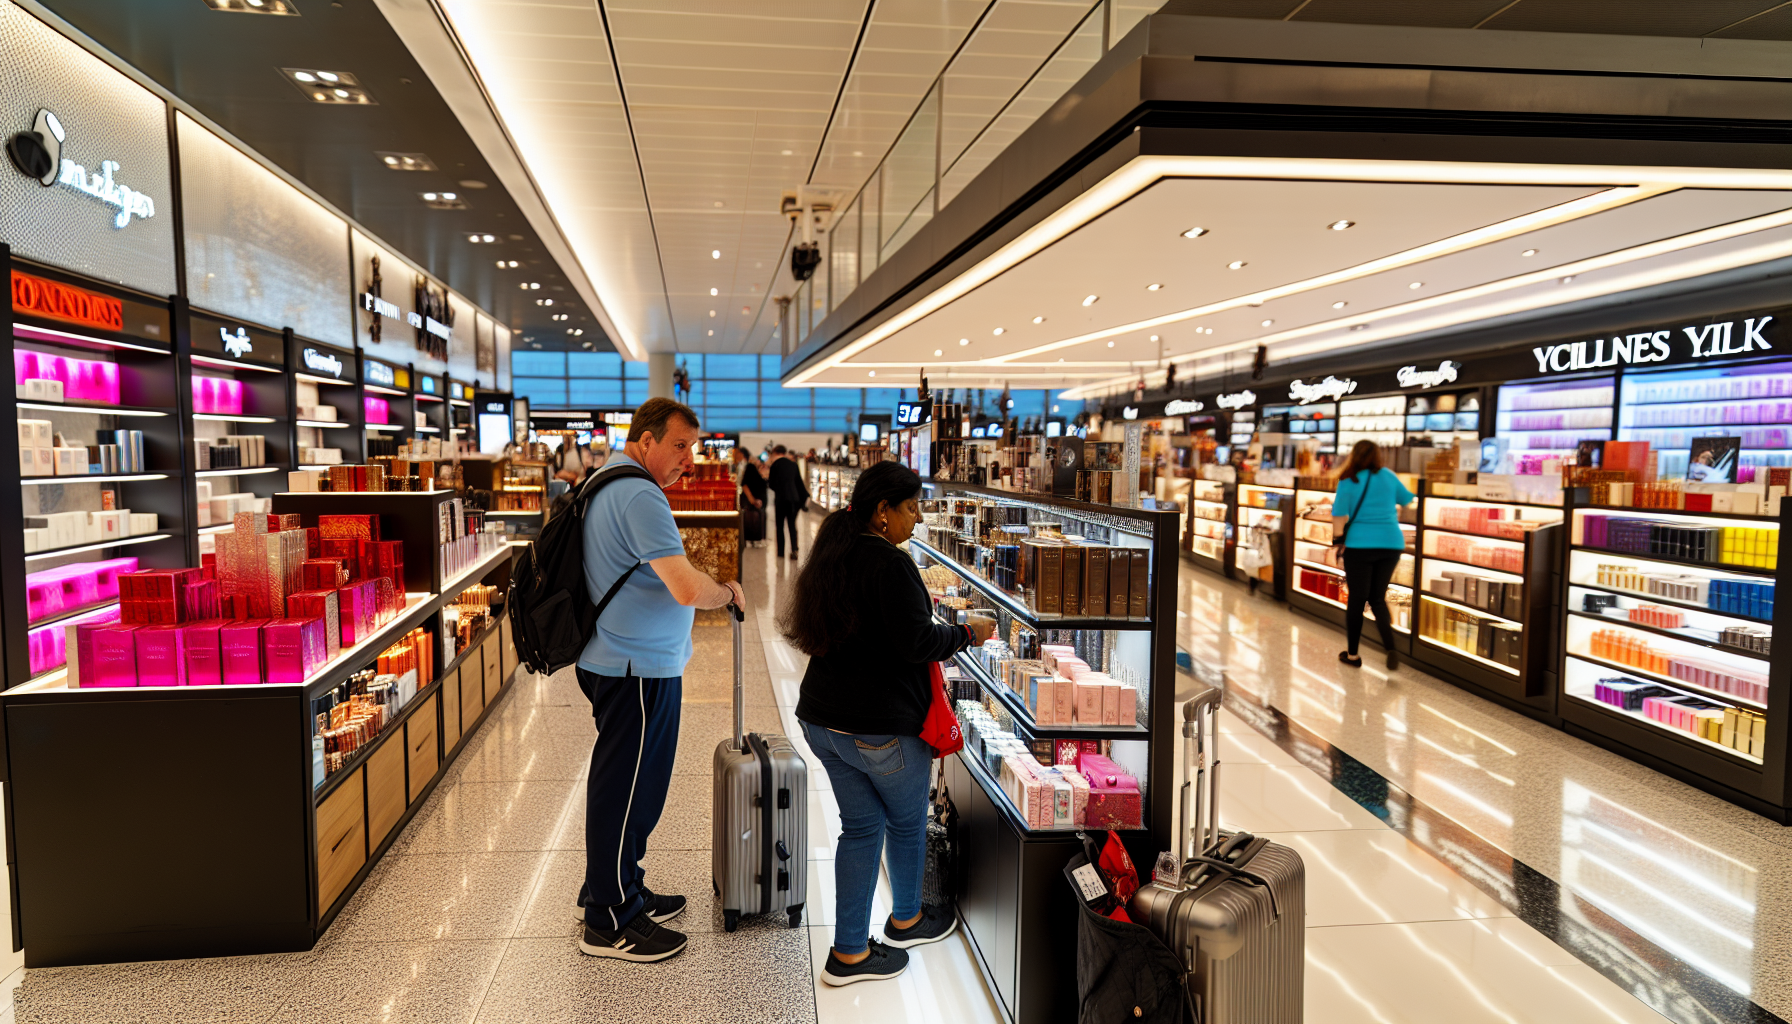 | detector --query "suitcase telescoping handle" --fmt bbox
[728,602,745,750]
[1181,685,1222,862]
